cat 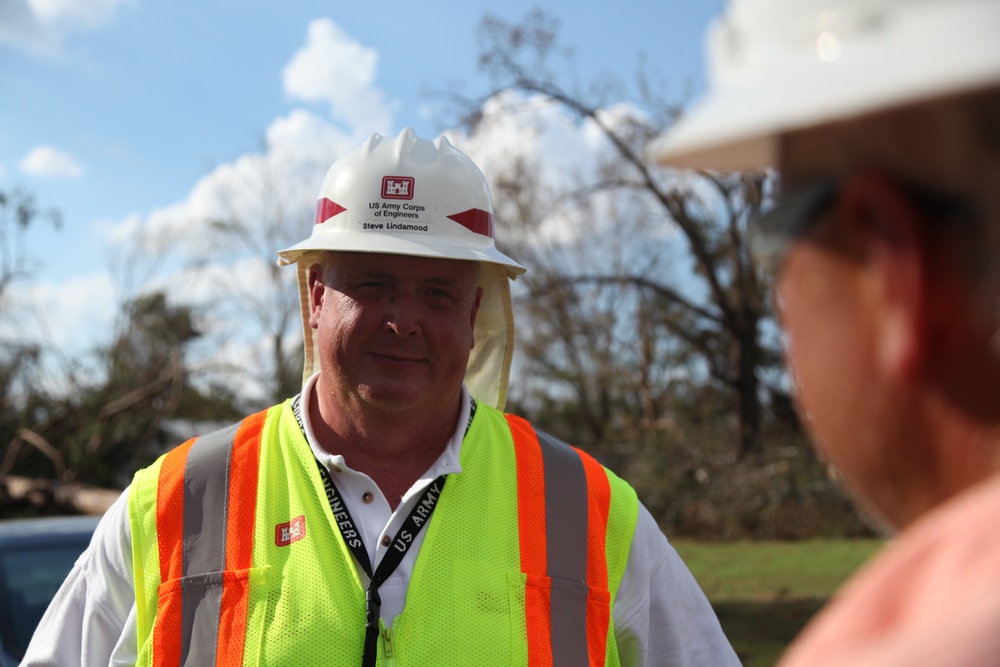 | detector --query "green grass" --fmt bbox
[671,539,884,667]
